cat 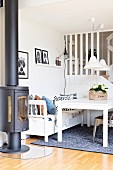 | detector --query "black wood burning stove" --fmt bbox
[0,86,29,153]
[0,0,29,153]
